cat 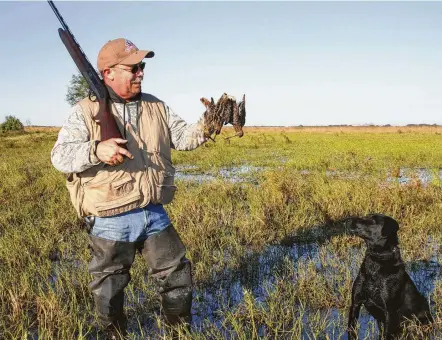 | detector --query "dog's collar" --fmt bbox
[366,246,400,261]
